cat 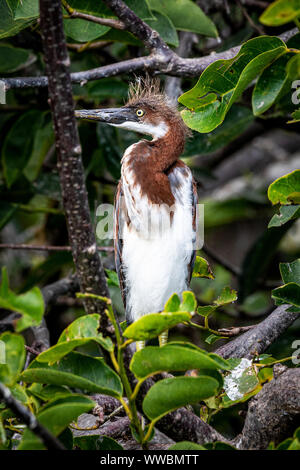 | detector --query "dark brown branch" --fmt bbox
[39,0,112,335]
[62,0,125,30]
[237,368,300,449]
[215,304,299,359]
[0,243,113,253]
[2,28,297,90]
[0,382,65,450]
